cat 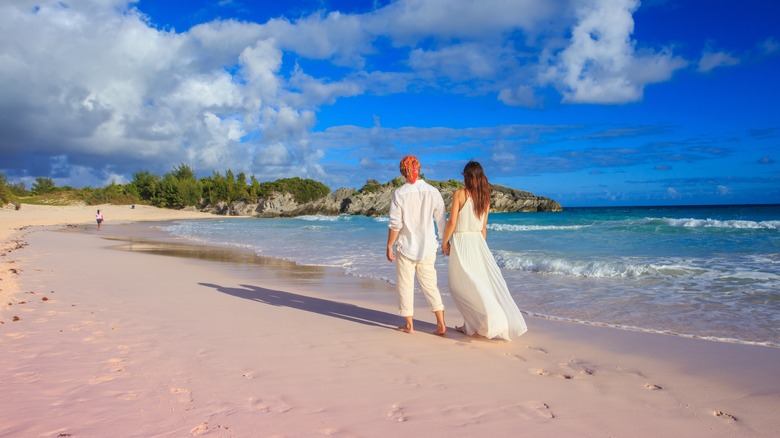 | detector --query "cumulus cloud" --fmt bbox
[543,0,687,103]
[0,0,690,188]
